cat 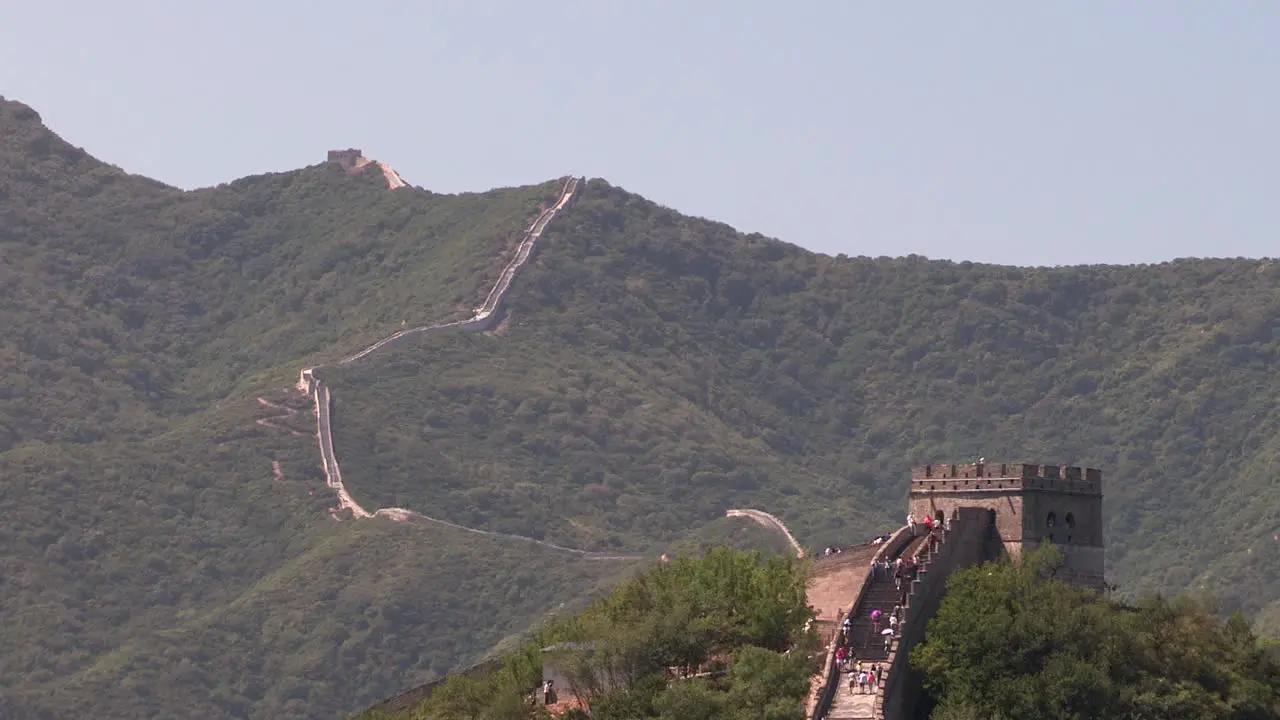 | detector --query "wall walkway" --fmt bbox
[809,527,913,719]
[876,508,988,720]
[811,508,991,720]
